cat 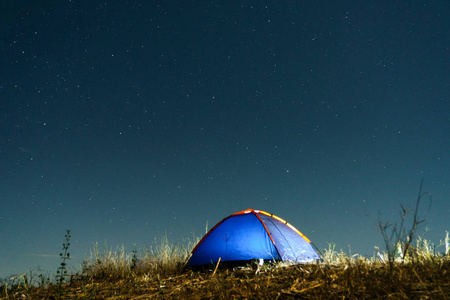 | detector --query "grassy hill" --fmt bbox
[2,236,450,299]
